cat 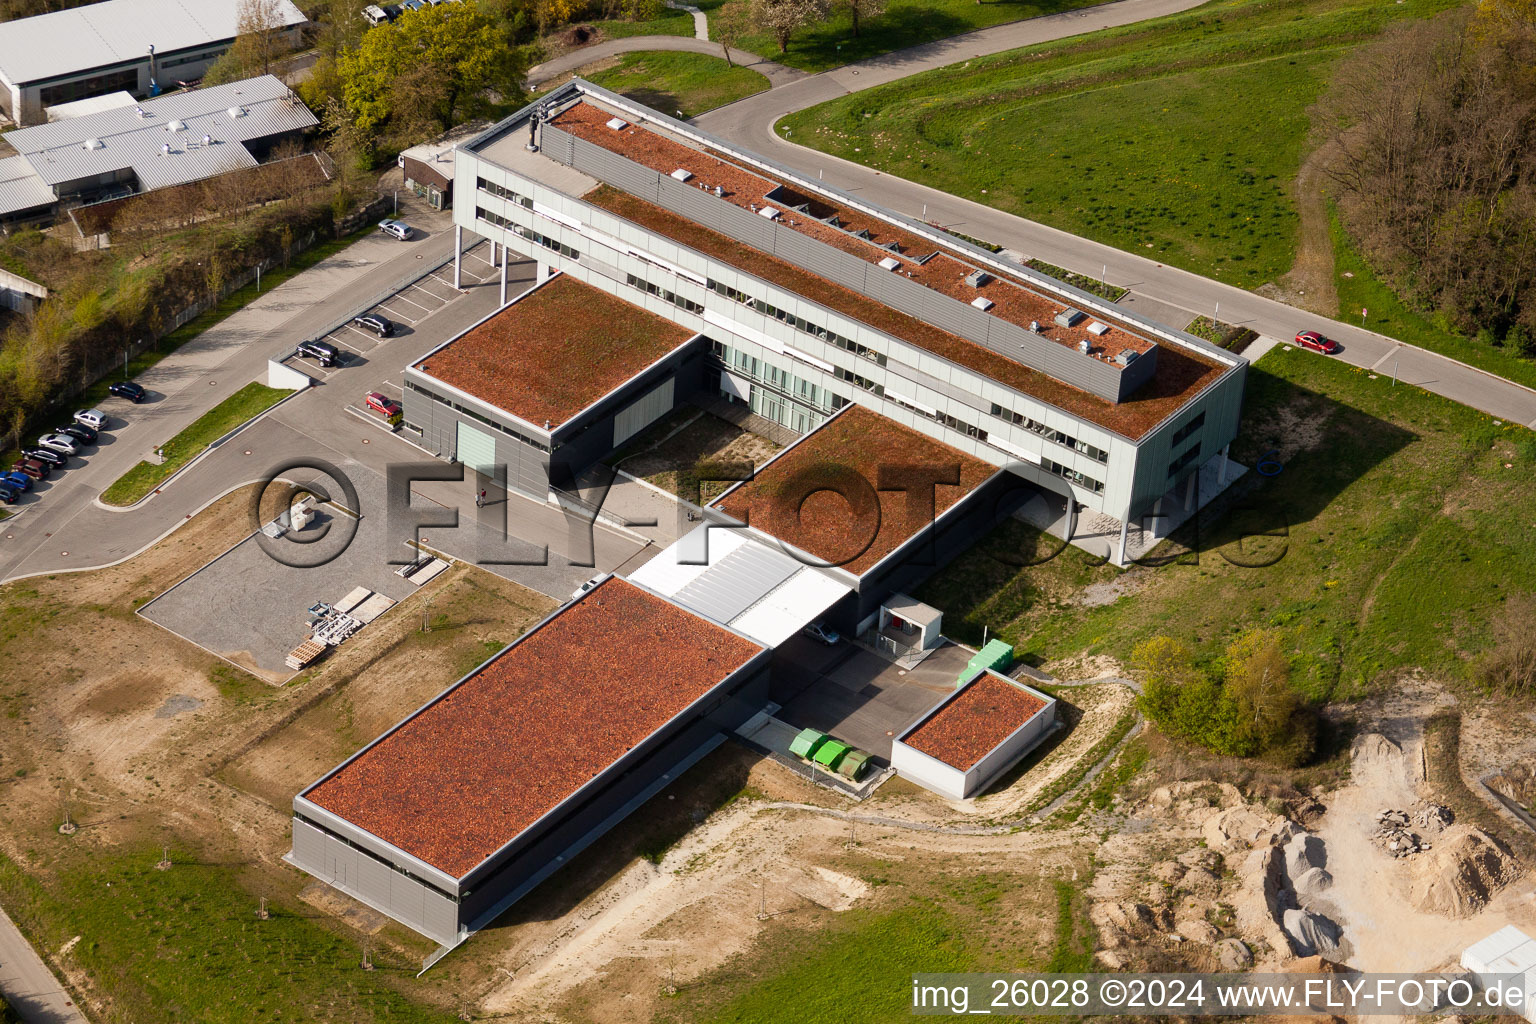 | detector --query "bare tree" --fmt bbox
[749,0,829,53]
[715,1,750,66]
[837,0,884,38]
